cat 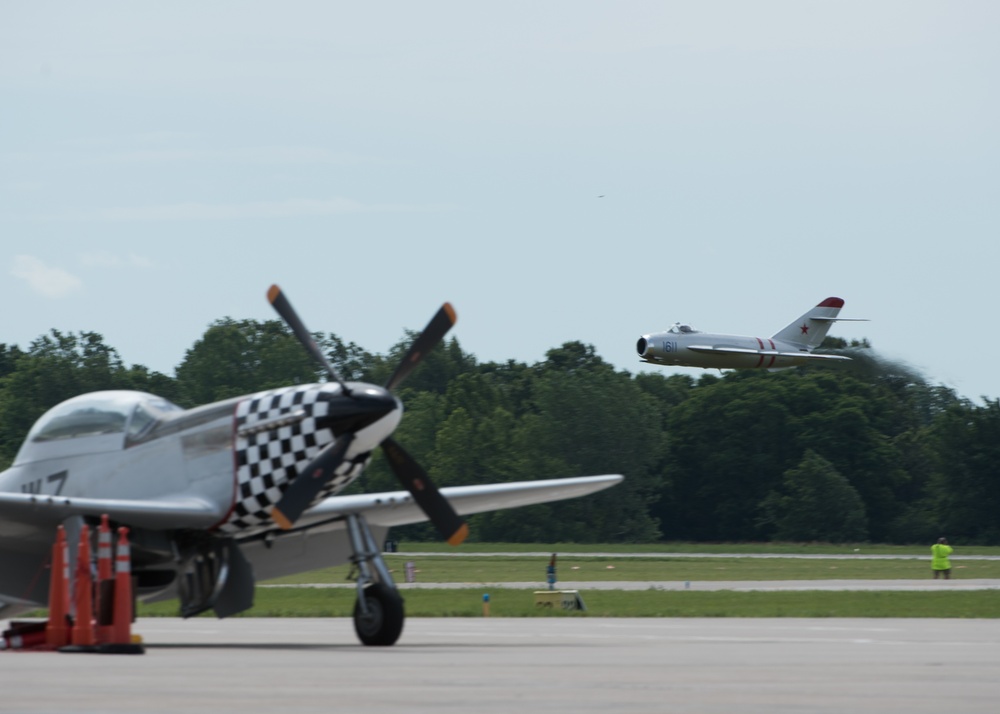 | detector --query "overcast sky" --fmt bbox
[2,2,998,401]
